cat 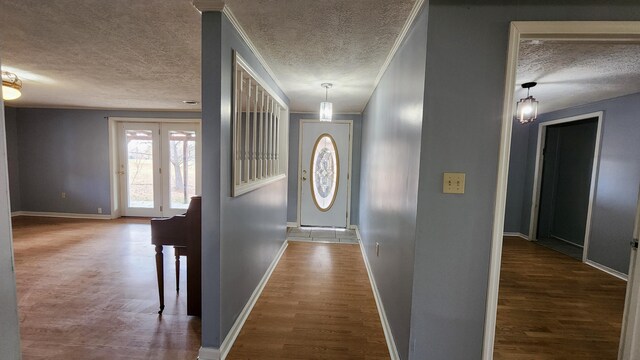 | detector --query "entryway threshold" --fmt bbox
[286,226,359,244]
